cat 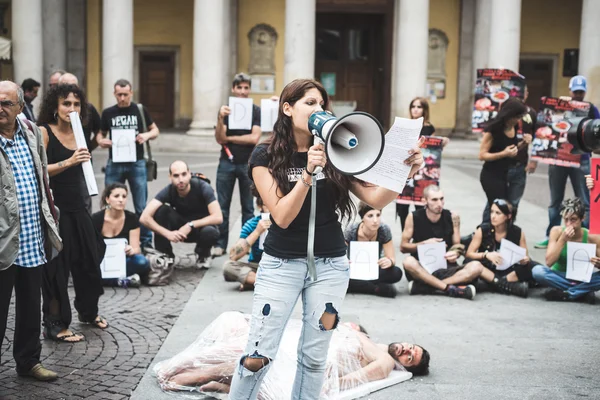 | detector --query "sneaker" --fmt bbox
[544,288,568,301]
[196,257,211,269]
[408,280,437,295]
[128,274,141,288]
[574,291,597,305]
[534,239,549,249]
[18,363,58,381]
[211,247,225,258]
[374,283,397,298]
[445,284,476,300]
[492,278,529,298]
